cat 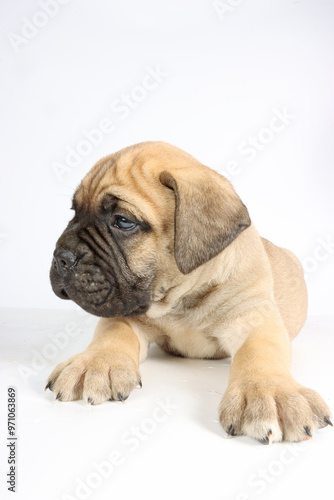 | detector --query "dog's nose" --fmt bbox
[53,249,77,277]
